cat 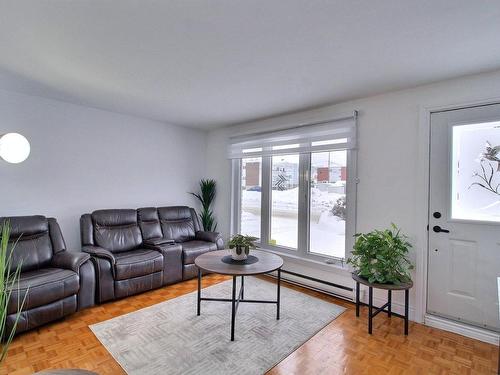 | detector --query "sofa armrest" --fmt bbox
[146,242,183,285]
[143,238,175,246]
[51,251,91,273]
[143,241,179,253]
[195,231,224,250]
[82,245,116,264]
